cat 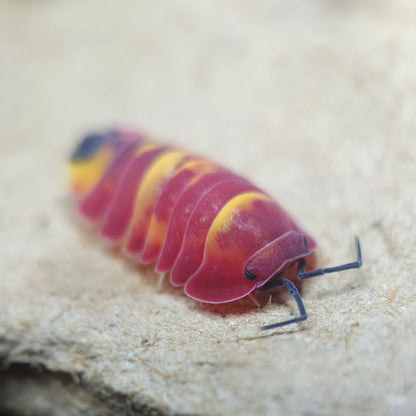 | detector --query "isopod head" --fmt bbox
[184,192,316,303]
